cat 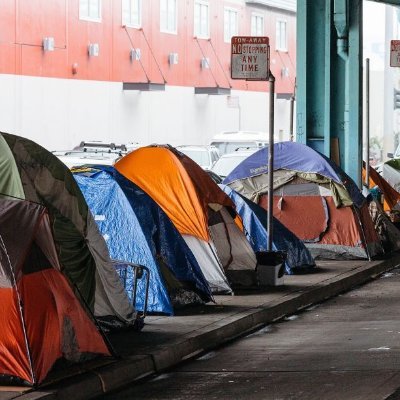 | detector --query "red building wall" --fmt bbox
[0,0,296,93]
